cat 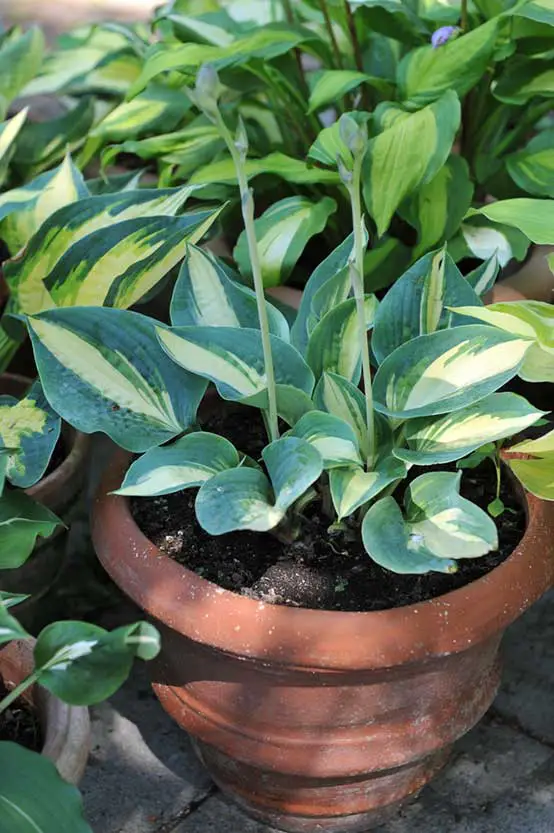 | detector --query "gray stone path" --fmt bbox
[81,589,554,833]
